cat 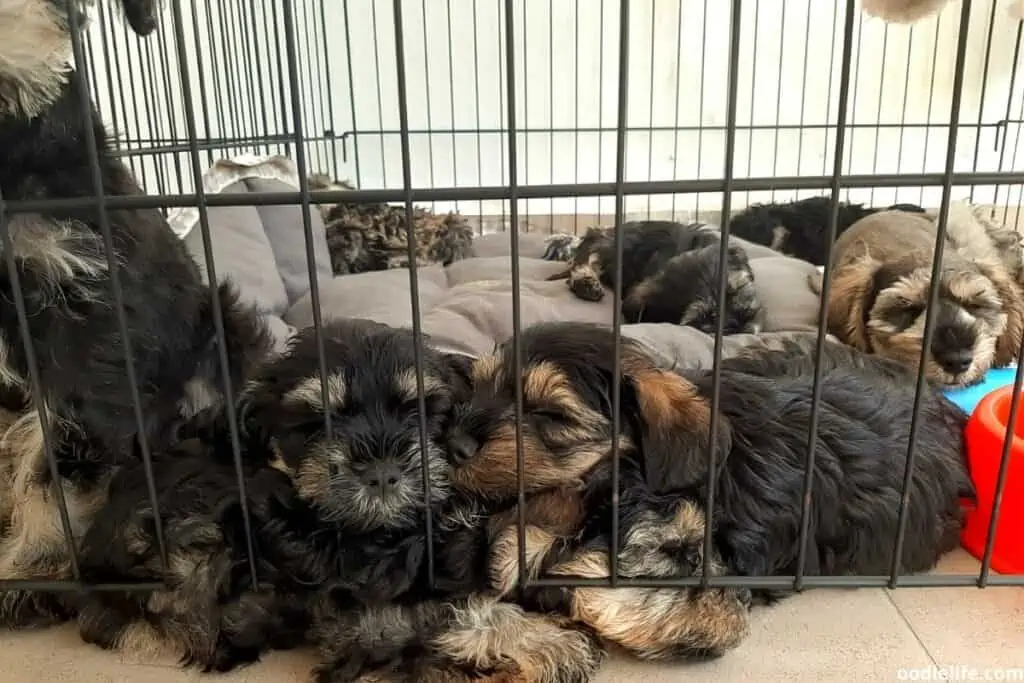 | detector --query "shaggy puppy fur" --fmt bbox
[447,329,754,660]
[75,439,311,672]
[544,221,763,335]
[819,209,1024,388]
[933,202,1024,286]
[237,320,603,682]
[0,0,271,628]
[451,322,973,607]
[307,174,475,276]
[480,481,754,662]
[726,196,926,266]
